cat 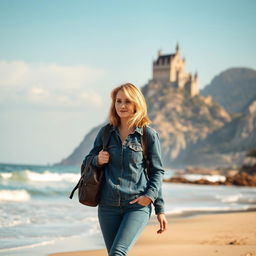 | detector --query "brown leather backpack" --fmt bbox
[69,124,112,206]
